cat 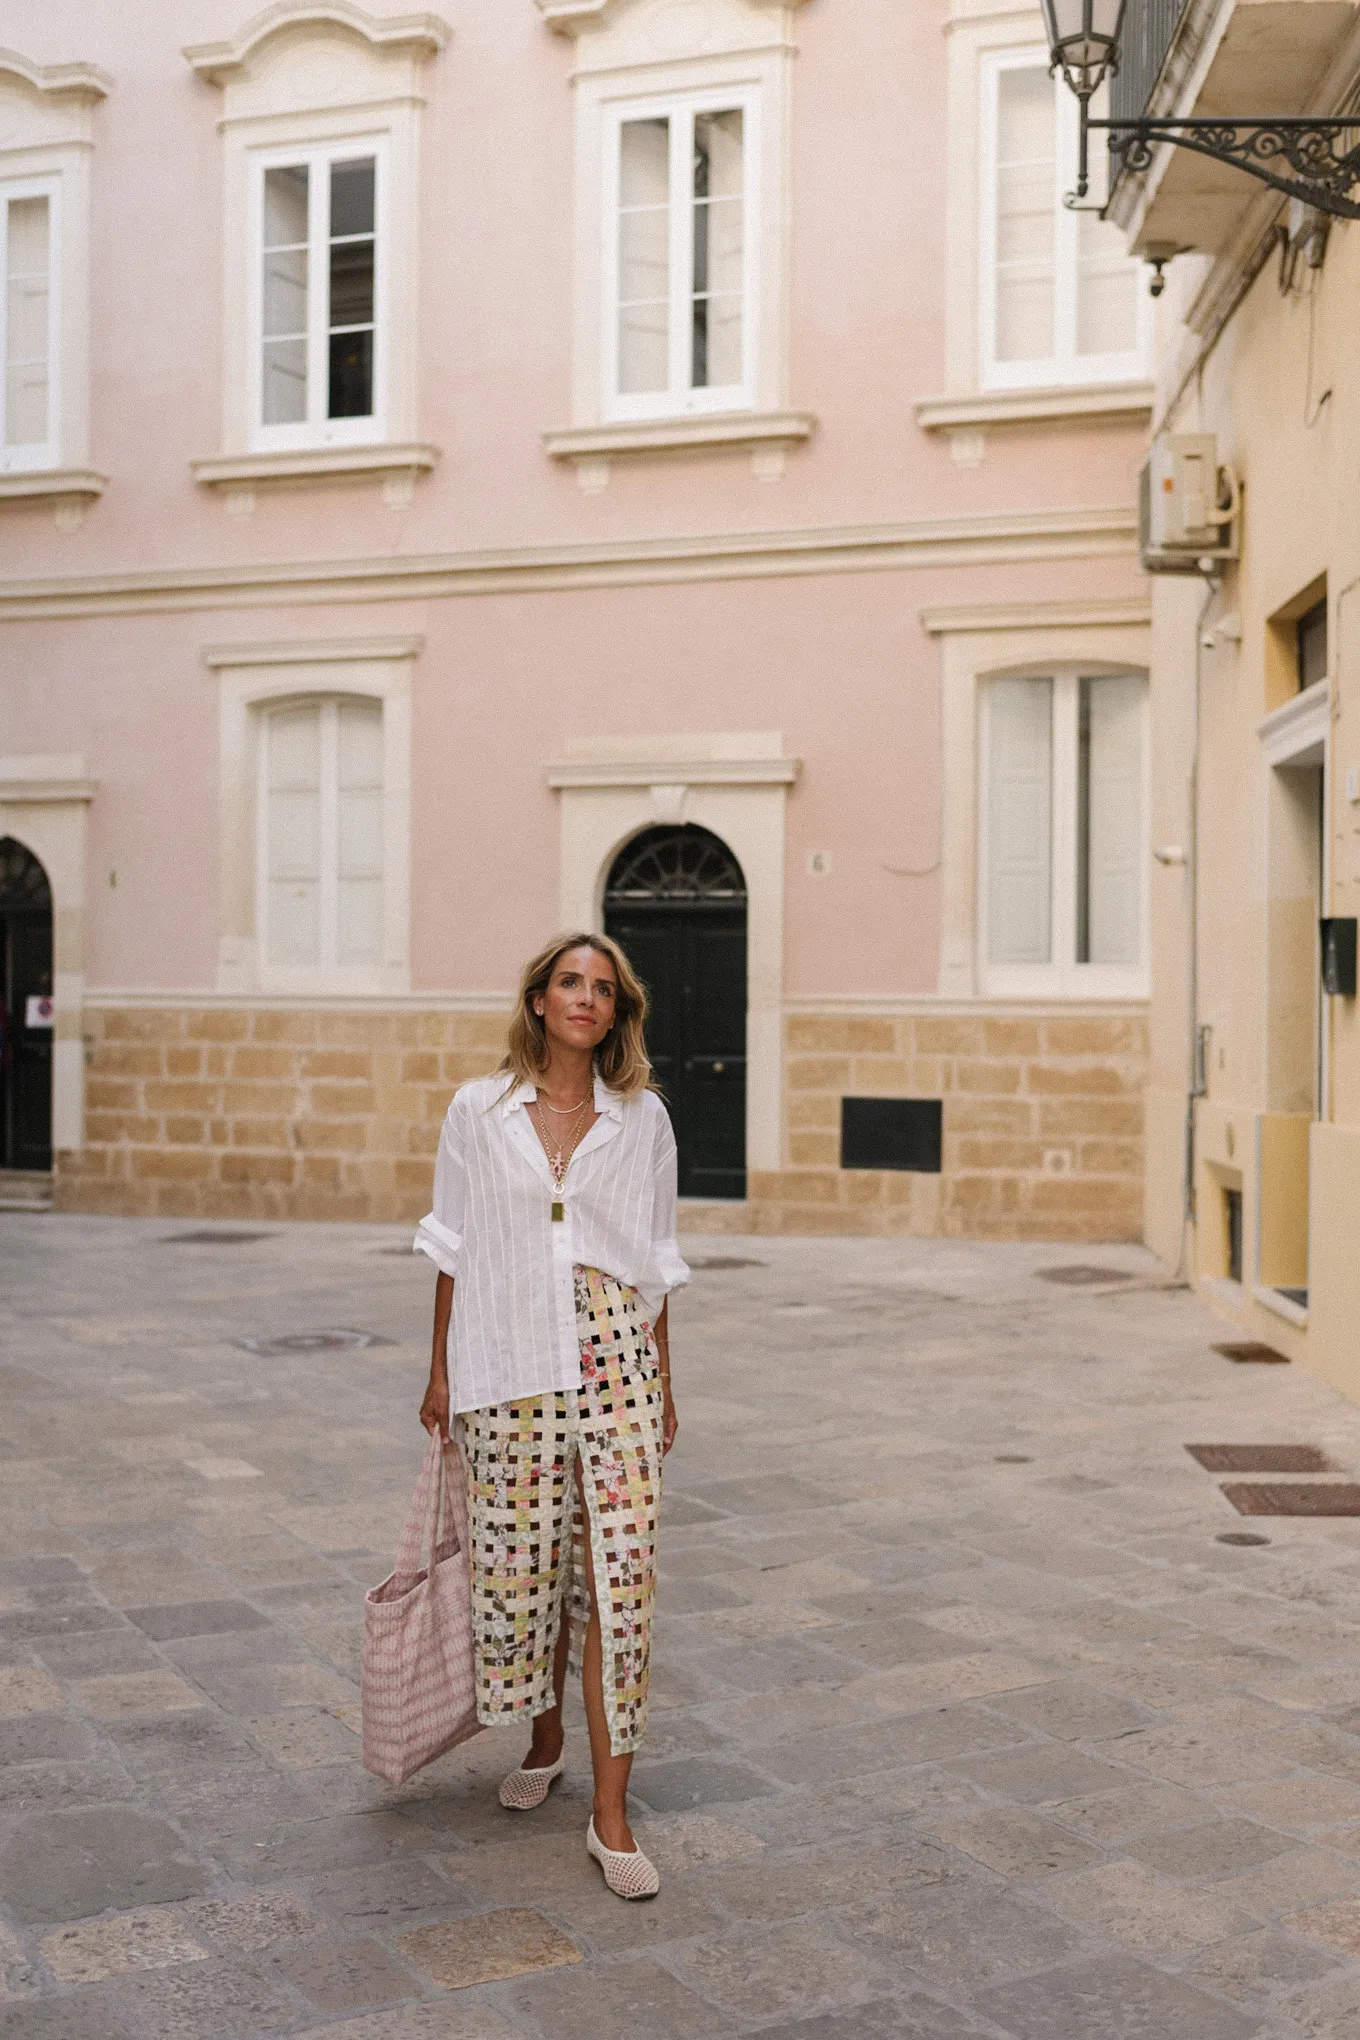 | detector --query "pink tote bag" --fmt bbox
[362,1429,480,1784]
